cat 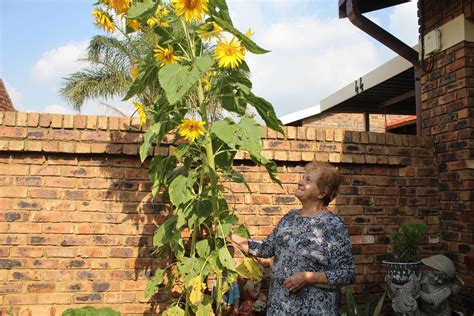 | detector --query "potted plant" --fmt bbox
[383,222,427,285]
